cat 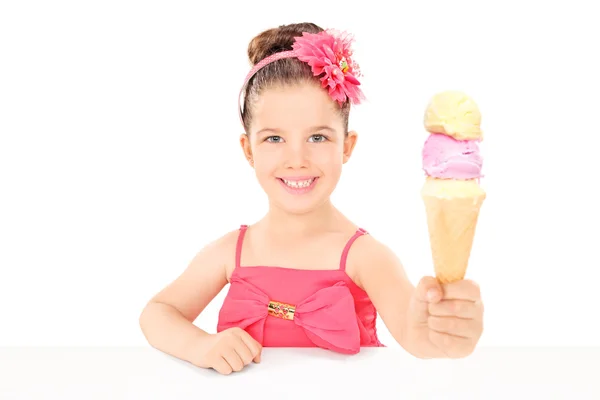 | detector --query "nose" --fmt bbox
[283,141,309,169]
